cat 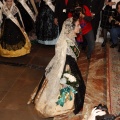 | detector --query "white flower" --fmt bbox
[60,77,67,84]
[63,73,76,82]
